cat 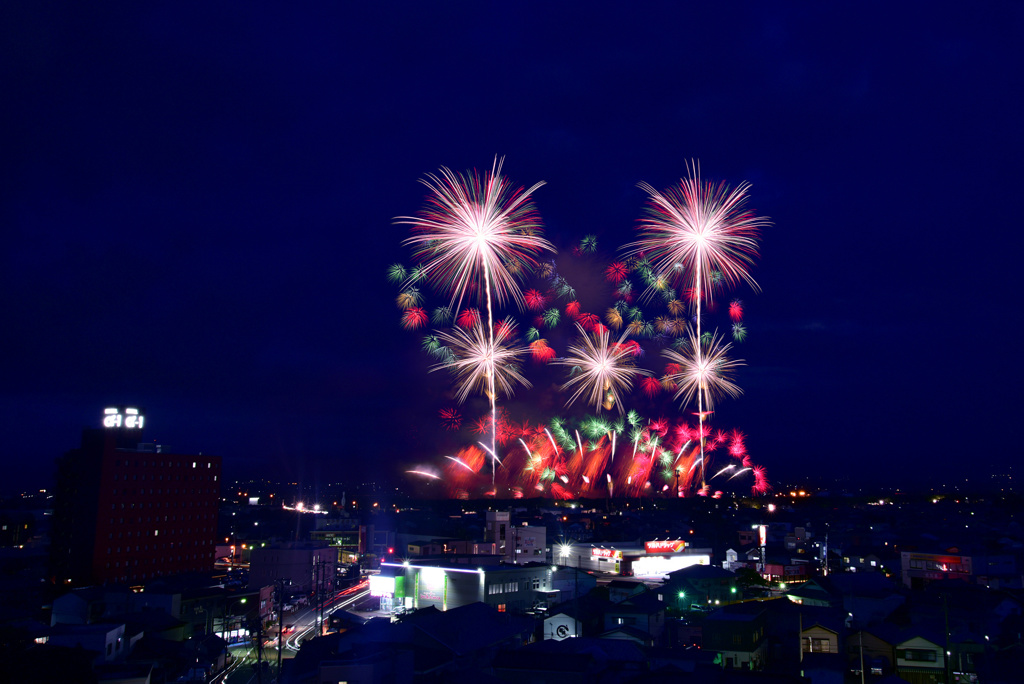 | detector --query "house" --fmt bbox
[46,622,128,667]
[847,624,902,679]
[702,601,769,670]
[894,633,946,684]
[603,590,666,644]
[544,591,612,640]
[801,615,841,655]
[606,579,646,604]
